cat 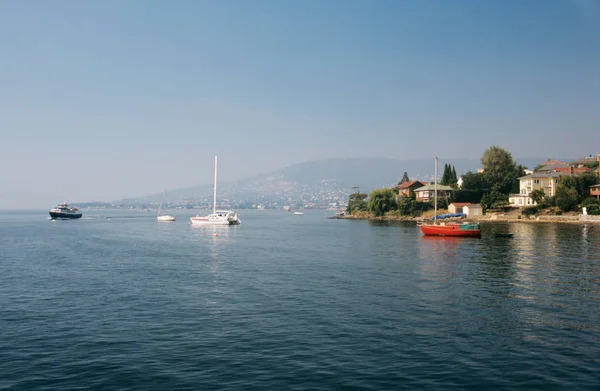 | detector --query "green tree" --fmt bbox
[398,172,410,185]
[440,164,448,185]
[368,188,398,217]
[586,204,600,215]
[555,185,579,212]
[441,164,455,186]
[460,171,487,191]
[397,195,413,216]
[481,190,510,211]
[481,146,520,195]
[556,188,578,212]
[582,197,600,207]
[559,172,599,203]
[529,189,546,205]
[434,196,449,210]
[450,166,458,186]
[453,189,484,203]
[511,165,527,194]
[347,193,368,214]
[397,194,432,217]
